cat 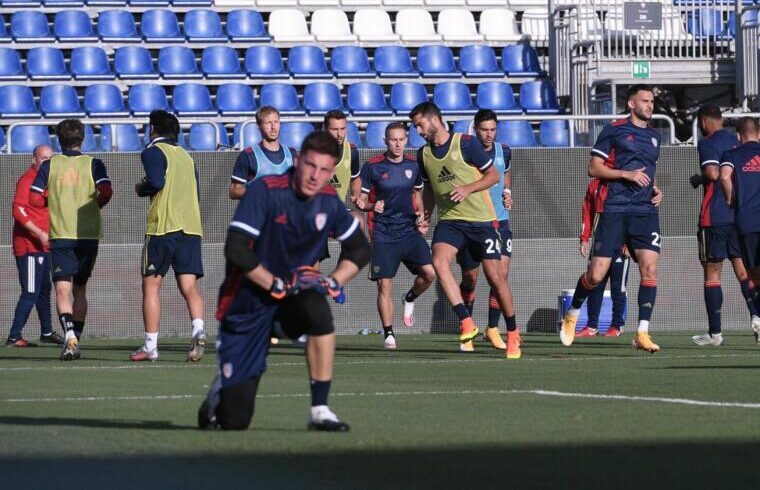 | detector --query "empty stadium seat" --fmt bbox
[10,125,52,153]
[433,82,476,115]
[395,9,442,42]
[185,9,227,42]
[2,0,42,7]
[374,45,417,78]
[0,48,25,80]
[417,45,460,77]
[288,45,332,79]
[365,121,389,148]
[0,128,6,151]
[502,44,543,77]
[451,119,474,135]
[479,8,522,42]
[71,47,114,80]
[84,84,130,116]
[245,46,289,78]
[233,122,262,148]
[101,124,142,151]
[141,10,183,42]
[330,46,373,78]
[521,9,549,42]
[0,14,10,42]
[114,46,159,79]
[88,0,127,5]
[130,0,172,6]
[172,83,216,116]
[40,85,85,117]
[227,9,270,42]
[213,0,254,5]
[459,45,502,77]
[217,83,256,116]
[304,82,344,115]
[173,0,212,7]
[98,10,140,42]
[352,9,398,42]
[27,47,69,80]
[0,85,40,117]
[311,9,357,42]
[408,124,426,148]
[280,122,315,150]
[80,125,98,153]
[268,9,314,42]
[687,8,724,39]
[539,120,570,147]
[390,82,428,113]
[347,121,361,147]
[129,83,170,115]
[257,0,297,5]
[476,81,521,114]
[158,46,202,79]
[10,11,54,41]
[497,120,536,147]
[520,80,561,114]
[437,9,483,42]
[259,83,304,115]
[188,123,230,151]
[54,10,97,42]
[202,46,245,79]
[347,82,392,116]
